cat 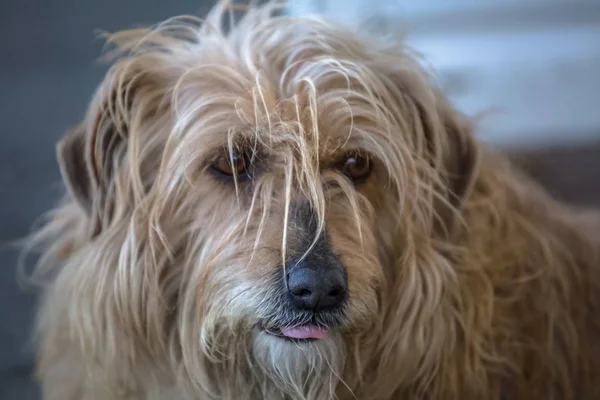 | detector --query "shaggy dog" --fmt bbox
[25,1,600,399]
